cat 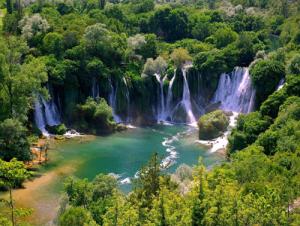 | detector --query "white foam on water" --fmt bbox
[160,131,184,169]
[64,130,81,138]
[212,67,256,113]
[120,177,131,184]
[126,124,137,129]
